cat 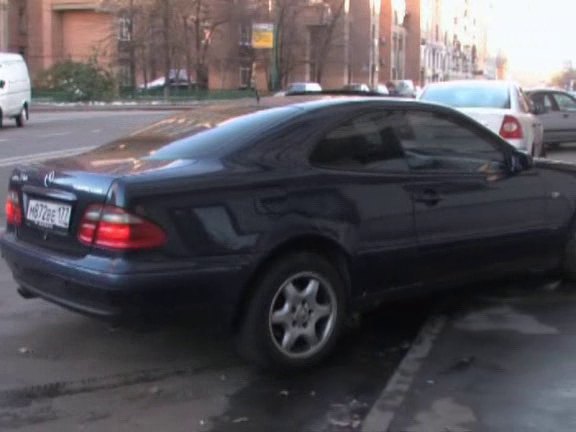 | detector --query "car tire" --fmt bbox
[536,142,547,158]
[15,106,27,128]
[0,110,3,129]
[236,252,347,370]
